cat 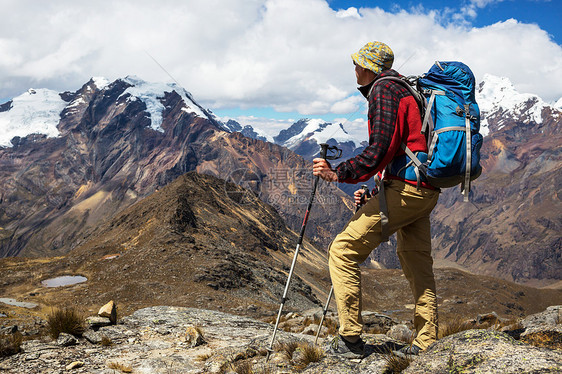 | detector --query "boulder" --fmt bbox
[404,329,562,374]
[98,300,117,324]
[56,332,77,347]
[476,311,499,325]
[83,330,103,345]
[86,316,112,329]
[386,324,414,343]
